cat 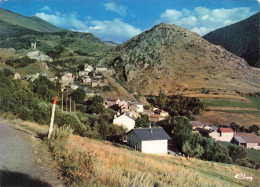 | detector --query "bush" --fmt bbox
[55,110,89,136]
[52,126,74,143]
